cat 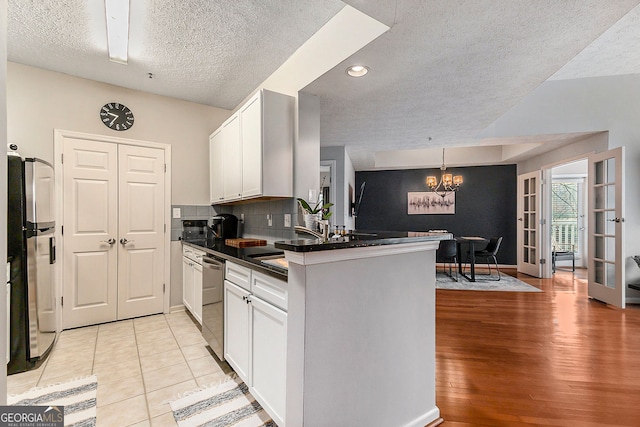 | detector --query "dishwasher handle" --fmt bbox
[202,256,223,270]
